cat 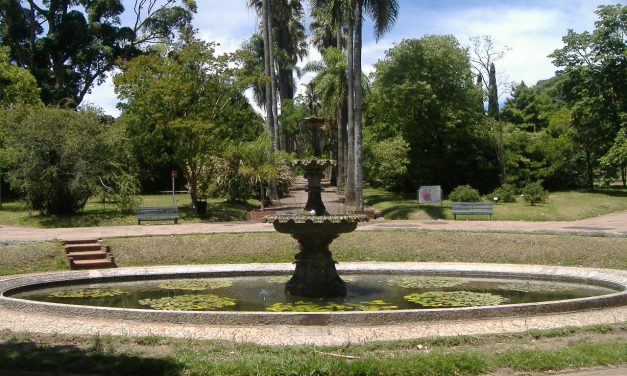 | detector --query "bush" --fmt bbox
[3,106,138,215]
[491,183,517,203]
[522,182,548,205]
[449,185,481,202]
[364,136,410,190]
